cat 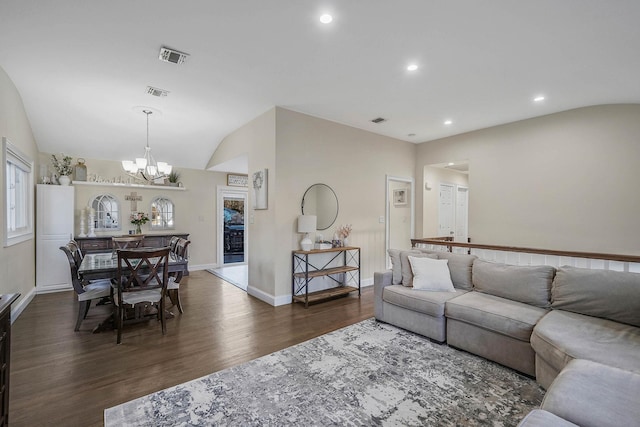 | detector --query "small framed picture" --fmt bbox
[227,173,248,187]
[393,188,407,206]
